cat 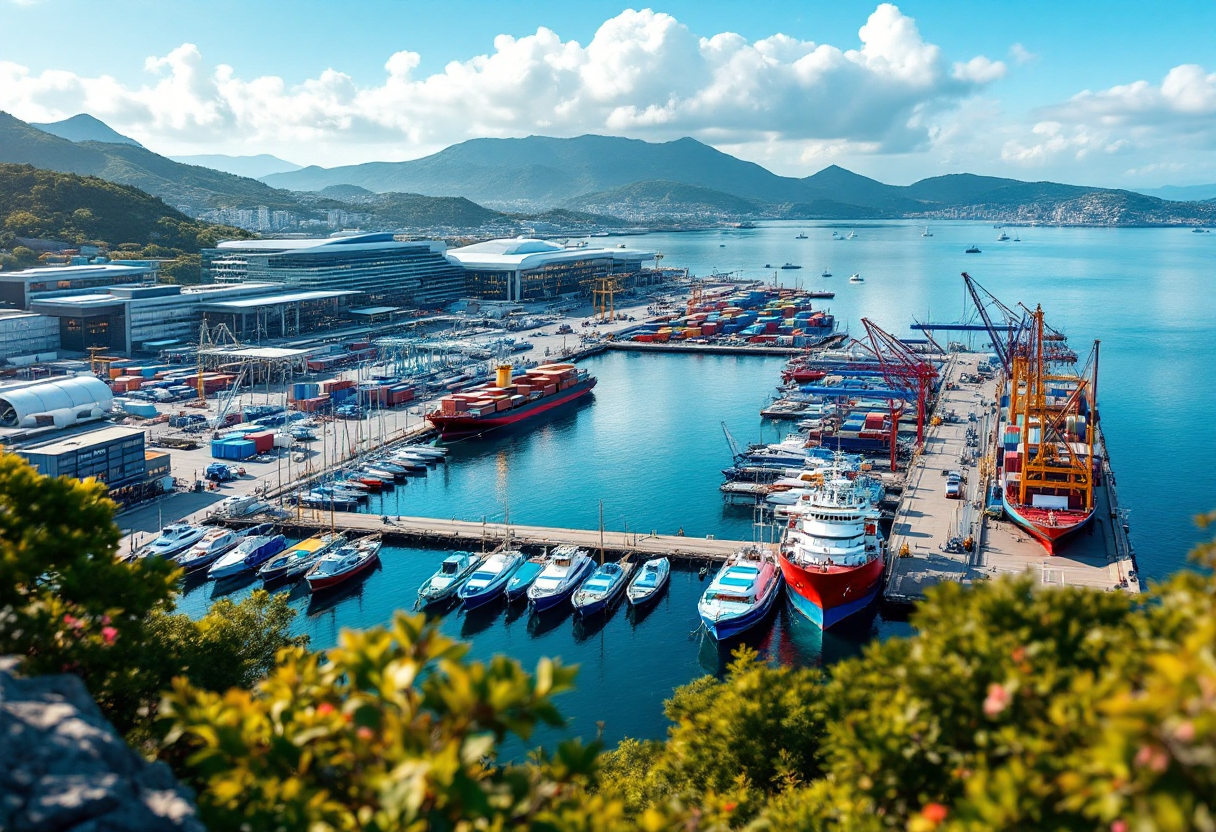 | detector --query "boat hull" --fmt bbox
[573,578,626,617]
[429,378,596,437]
[627,569,670,607]
[779,553,884,629]
[505,562,543,600]
[459,563,521,609]
[700,572,783,641]
[529,560,595,612]
[1001,492,1093,555]
[306,552,379,591]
